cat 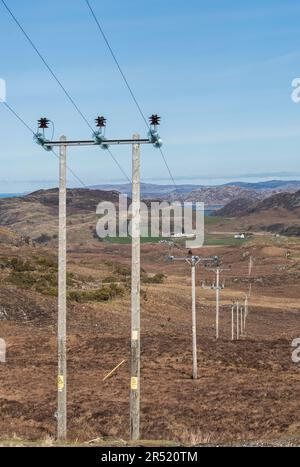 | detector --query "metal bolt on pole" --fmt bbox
[57,135,67,441]
[130,134,141,441]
